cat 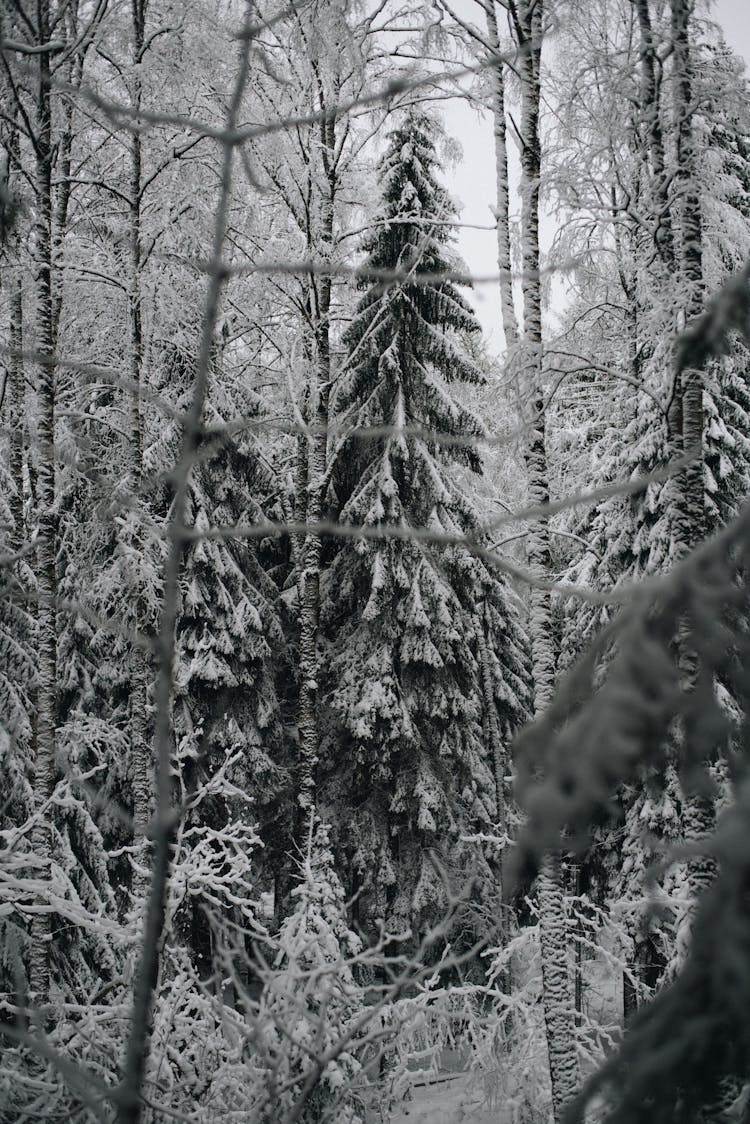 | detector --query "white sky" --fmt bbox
[442,0,750,355]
